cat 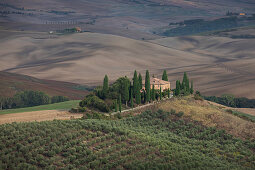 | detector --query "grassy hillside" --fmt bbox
[158,97,255,140]
[0,100,80,115]
[0,71,91,99]
[0,109,254,169]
